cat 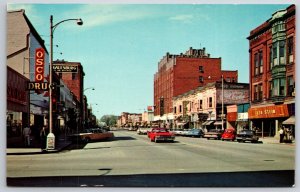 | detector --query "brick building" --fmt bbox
[53,60,85,131]
[247,5,295,138]
[154,47,238,121]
